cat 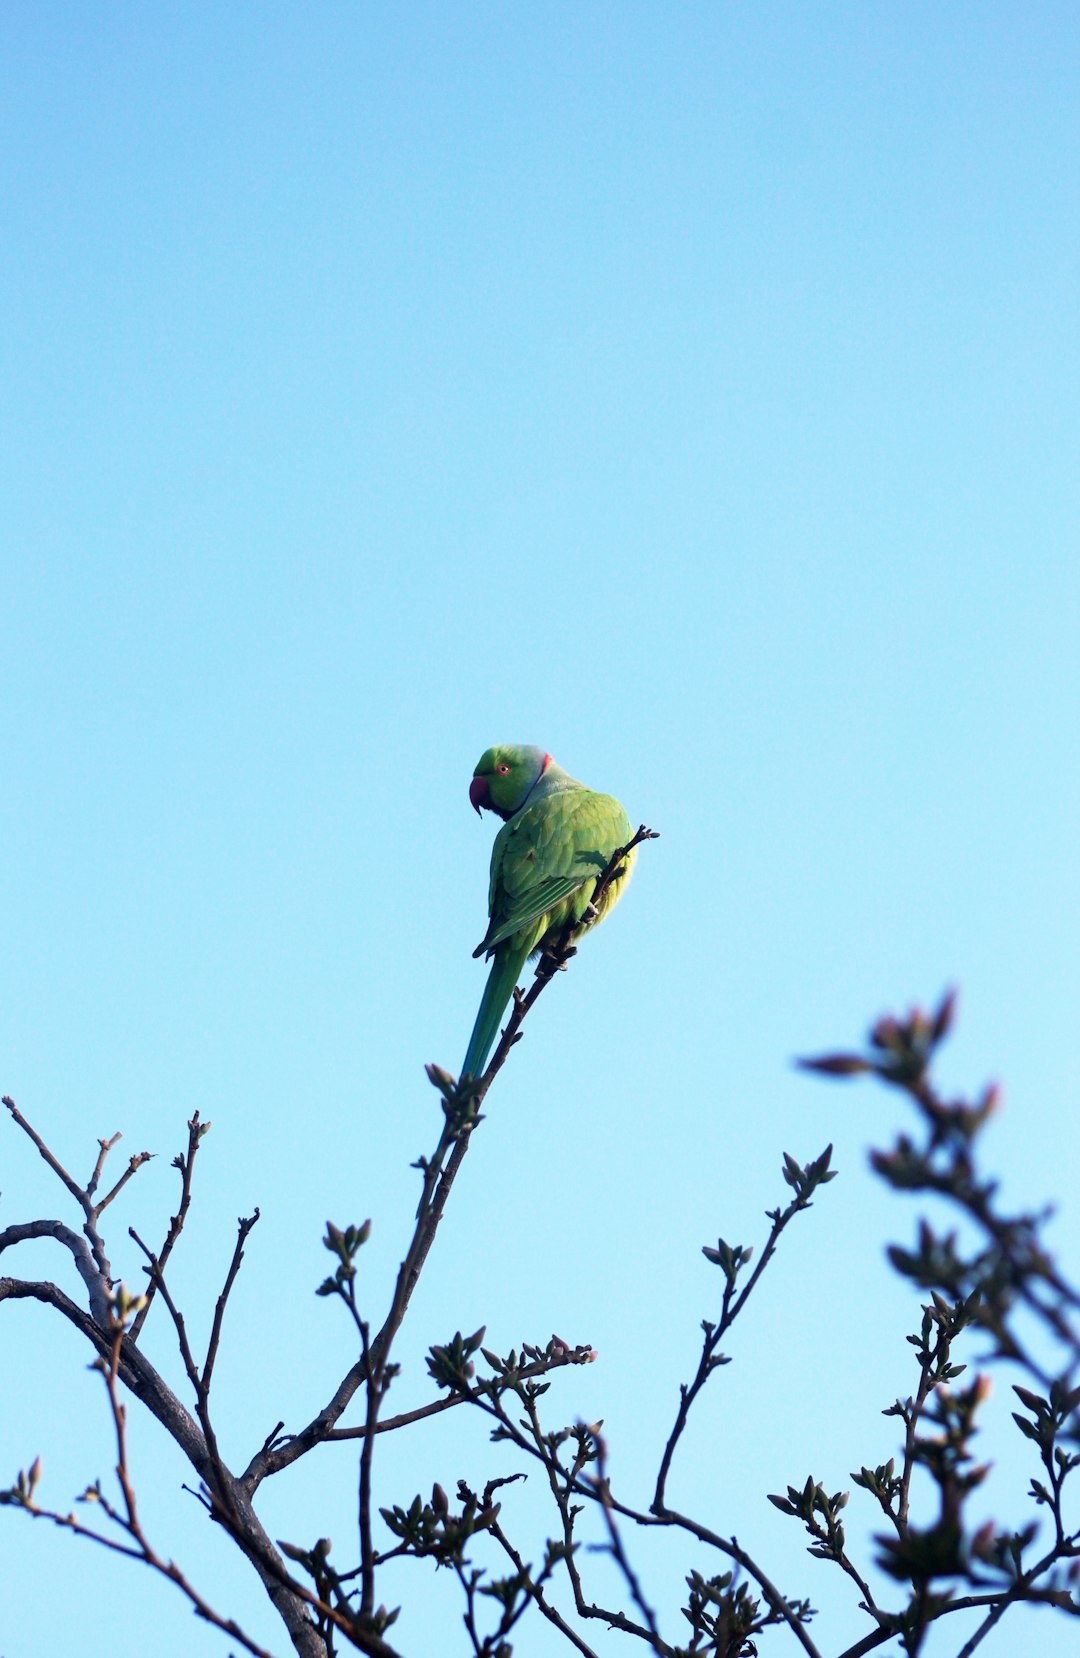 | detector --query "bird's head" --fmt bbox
[469,745,550,821]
